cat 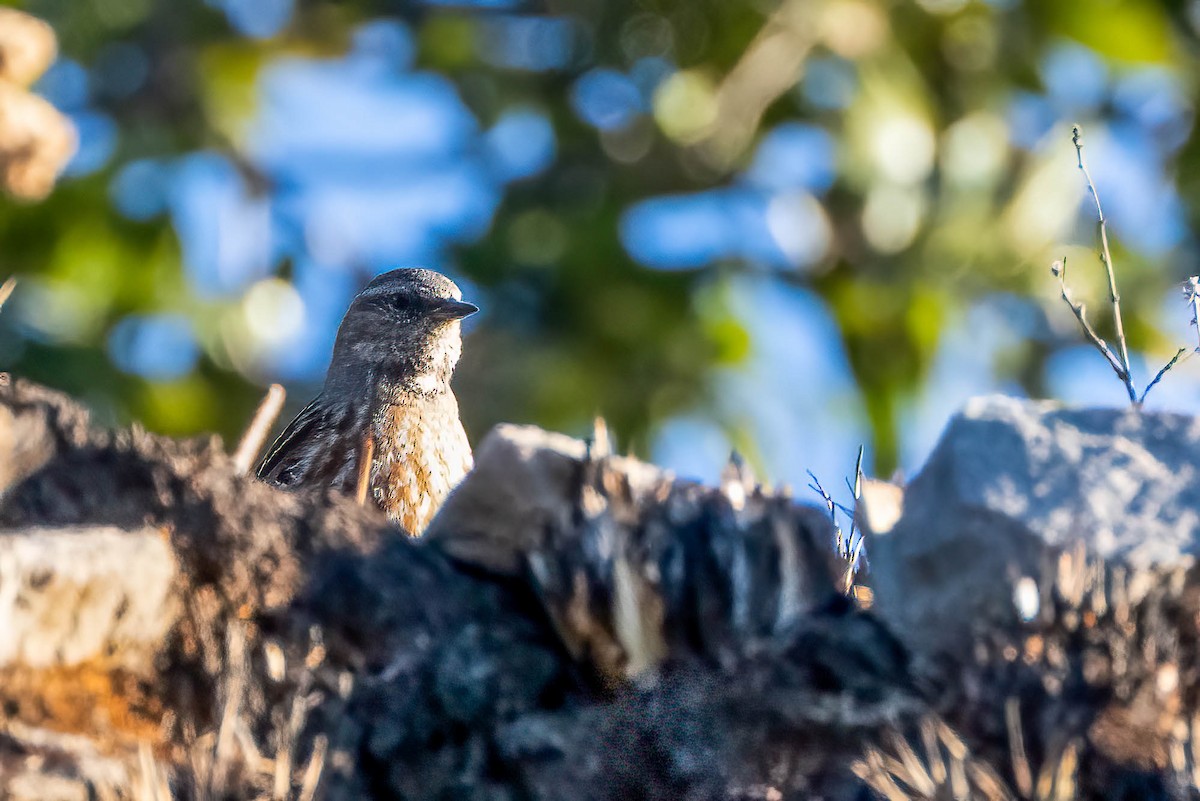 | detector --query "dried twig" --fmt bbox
[1073,126,1136,401]
[588,415,612,458]
[233,383,286,475]
[136,740,173,801]
[274,631,323,800]
[1055,128,1191,406]
[297,734,328,801]
[1005,696,1033,798]
[854,717,1017,801]
[1135,275,1200,403]
[0,276,15,313]
[1052,258,1129,387]
[843,445,866,593]
[806,445,868,593]
[806,470,845,557]
[1140,347,1188,404]
[844,447,864,545]
[213,622,248,794]
[1186,276,1200,353]
[356,435,375,506]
